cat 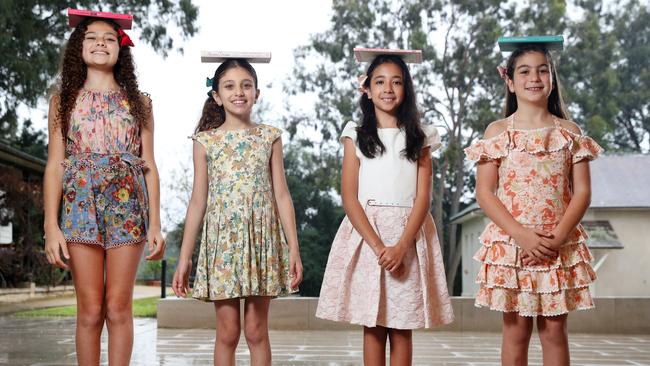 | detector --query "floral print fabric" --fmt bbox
[190,125,295,301]
[66,89,141,156]
[464,116,603,316]
[60,90,149,249]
